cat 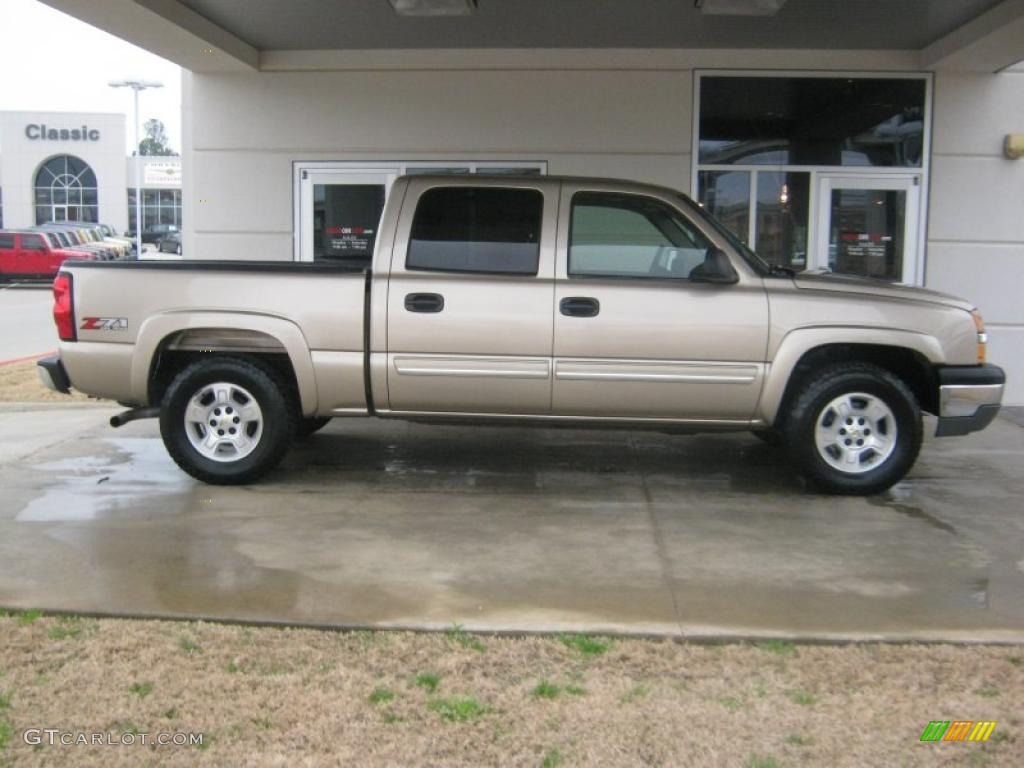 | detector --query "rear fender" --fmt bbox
[132,312,318,414]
